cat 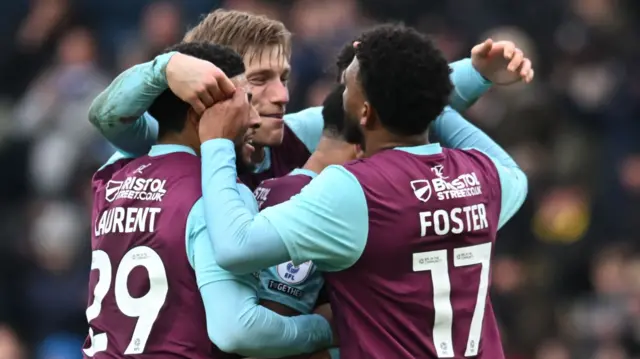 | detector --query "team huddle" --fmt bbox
[84,9,533,359]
